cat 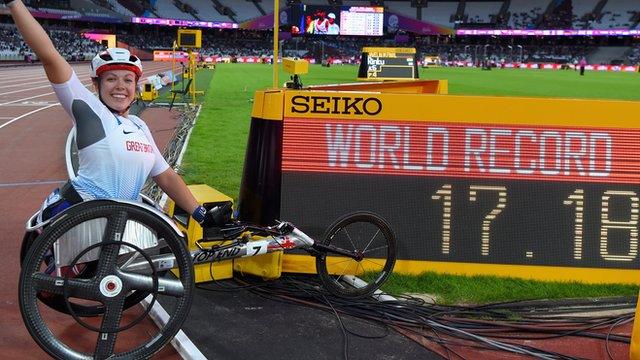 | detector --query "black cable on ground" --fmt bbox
[198,274,635,360]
